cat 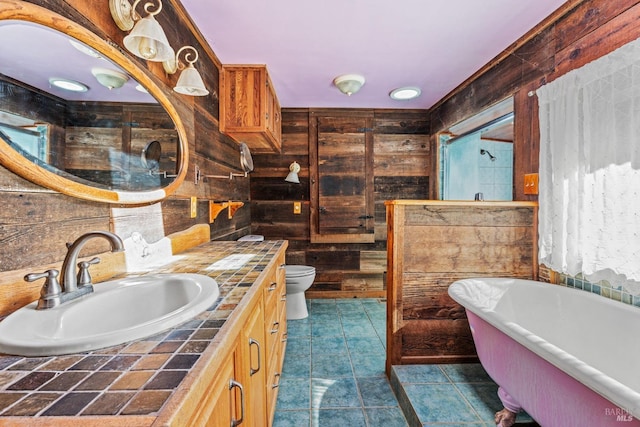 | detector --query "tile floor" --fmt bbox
[272,298,535,427]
